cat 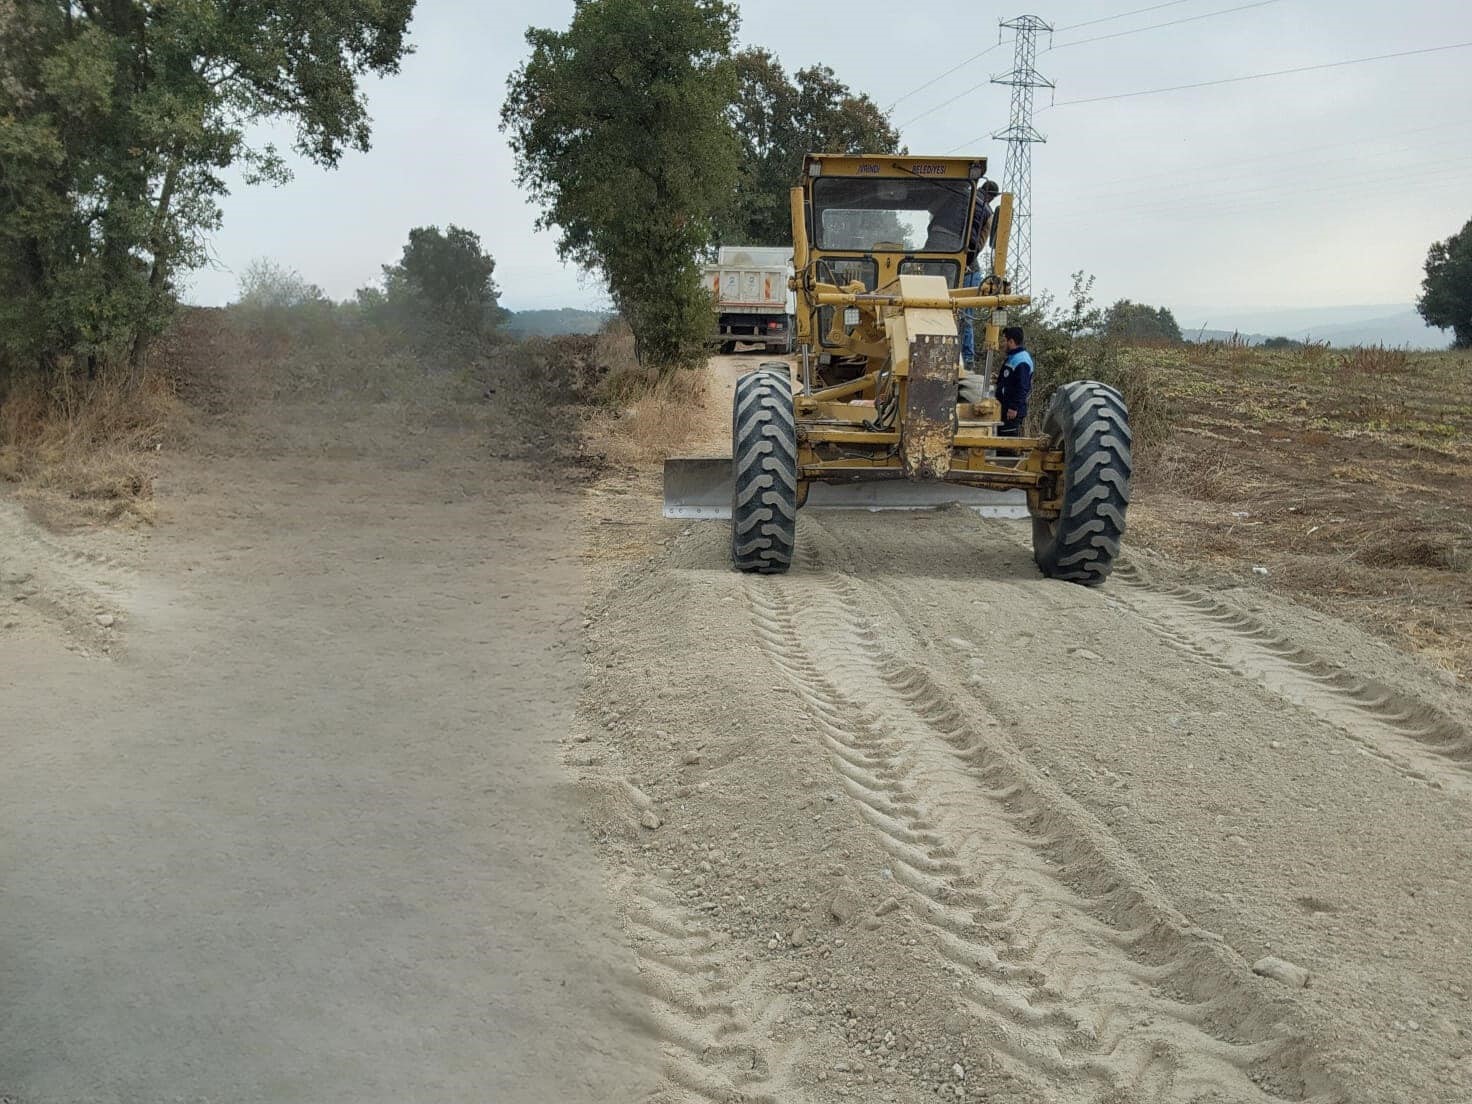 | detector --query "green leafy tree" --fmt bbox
[0,0,414,382]
[1417,217,1472,349]
[1104,299,1183,344]
[722,49,902,244]
[381,225,504,337]
[501,0,740,370]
